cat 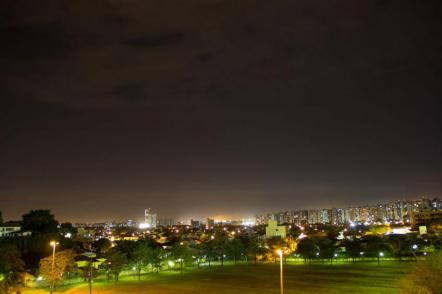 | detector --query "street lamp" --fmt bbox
[411,244,418,261]
[49,241,58,294]
[83,252,97,294]
[276,249,283,294]
[378,252,384,265]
